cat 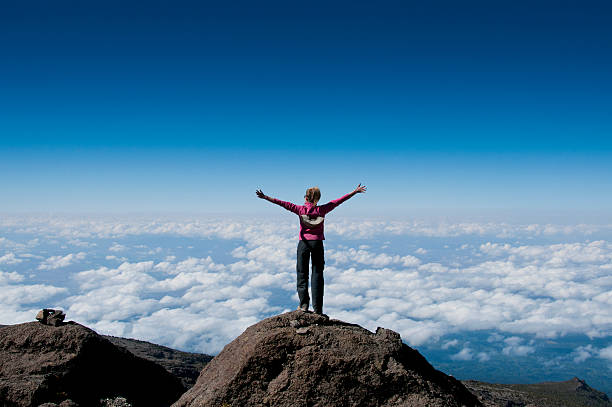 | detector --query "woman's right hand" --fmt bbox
[256,189,266,199]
